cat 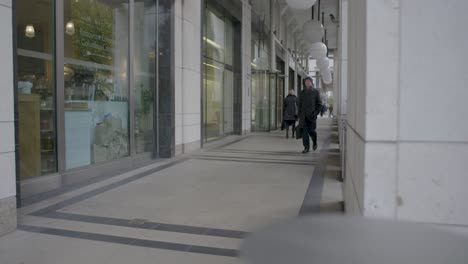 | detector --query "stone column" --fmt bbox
[0,0,17,236]
[338,0,348,119]
[344,0,468,233]
[174,0,202,154]
[284,52,289,96]
[241,0,252,134]
[269,0,276,72]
